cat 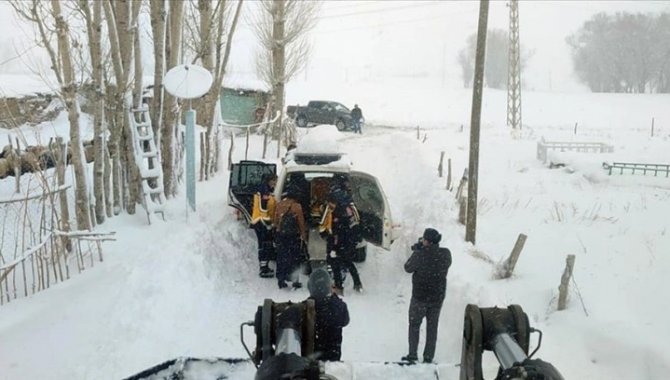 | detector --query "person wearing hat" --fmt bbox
[306,268,350,361]
[272,183,307,289]
[401,228,452,364]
